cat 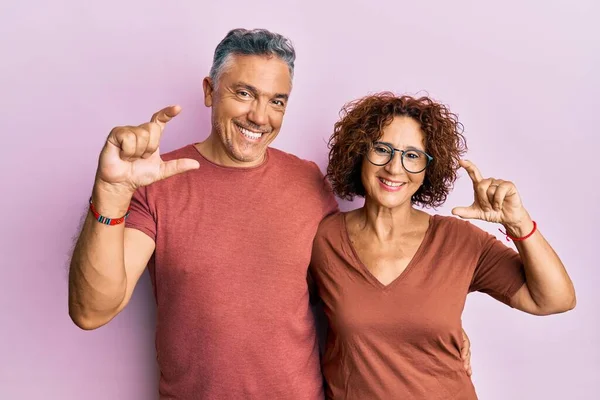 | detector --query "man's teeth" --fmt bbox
[239,126,262,139]
[380,178,404,187]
